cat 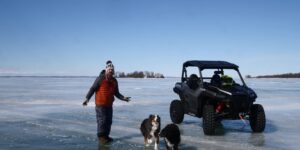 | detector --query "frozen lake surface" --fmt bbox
[0,77,300,150]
